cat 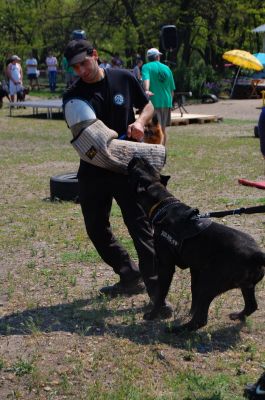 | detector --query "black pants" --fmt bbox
[78,172,158,292]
